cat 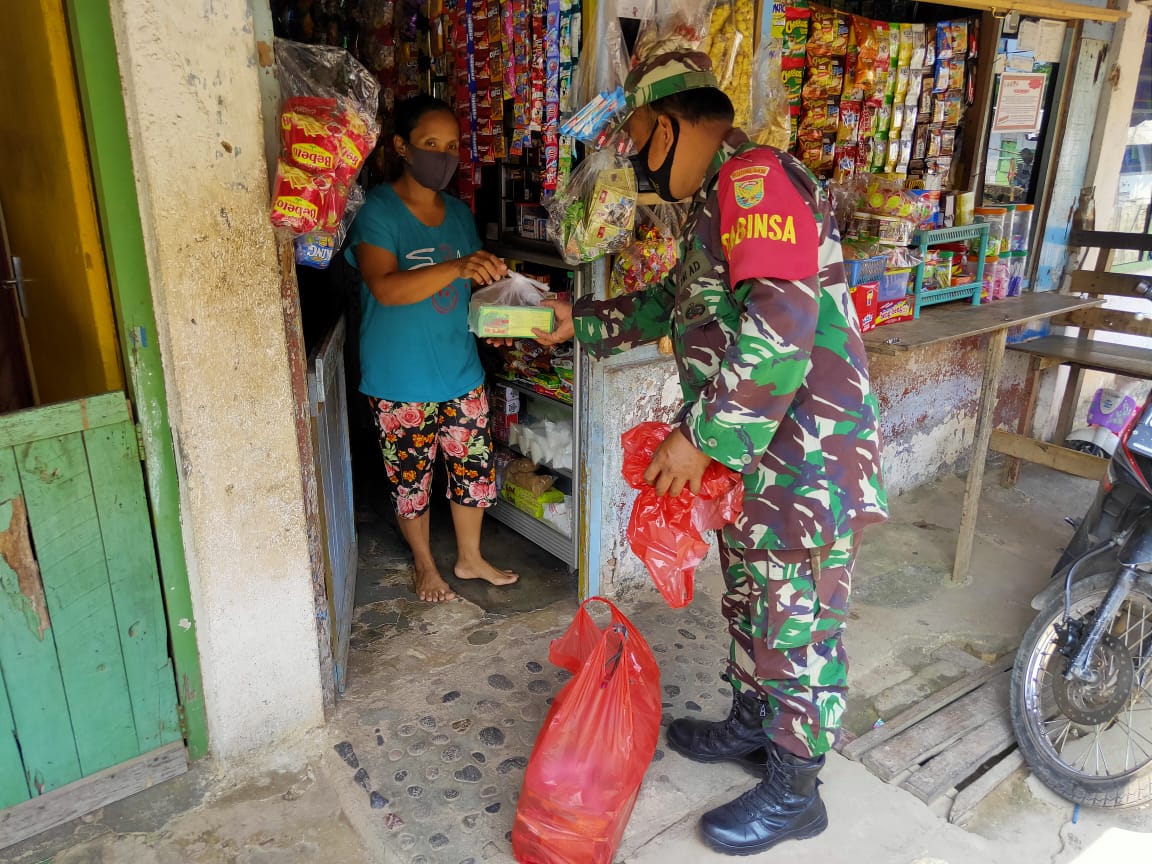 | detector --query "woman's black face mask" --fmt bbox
[629,115,681,203]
